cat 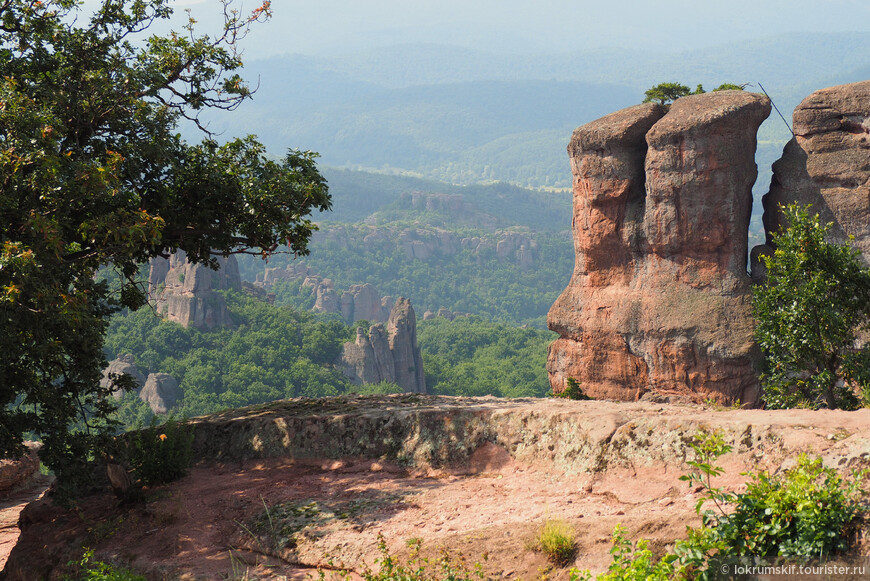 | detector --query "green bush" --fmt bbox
[570,525,686,581]
[65,549,145,581]
[682,431,866,560]
[553,377,591,400]
[575,430,867,581]
[348,534,486,581]
[753,204,870,410]
[127,417,194,486]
